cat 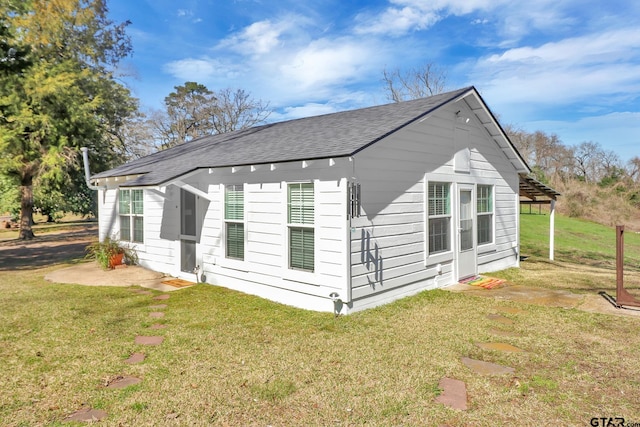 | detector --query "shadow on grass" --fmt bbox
[0,226,97,271]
